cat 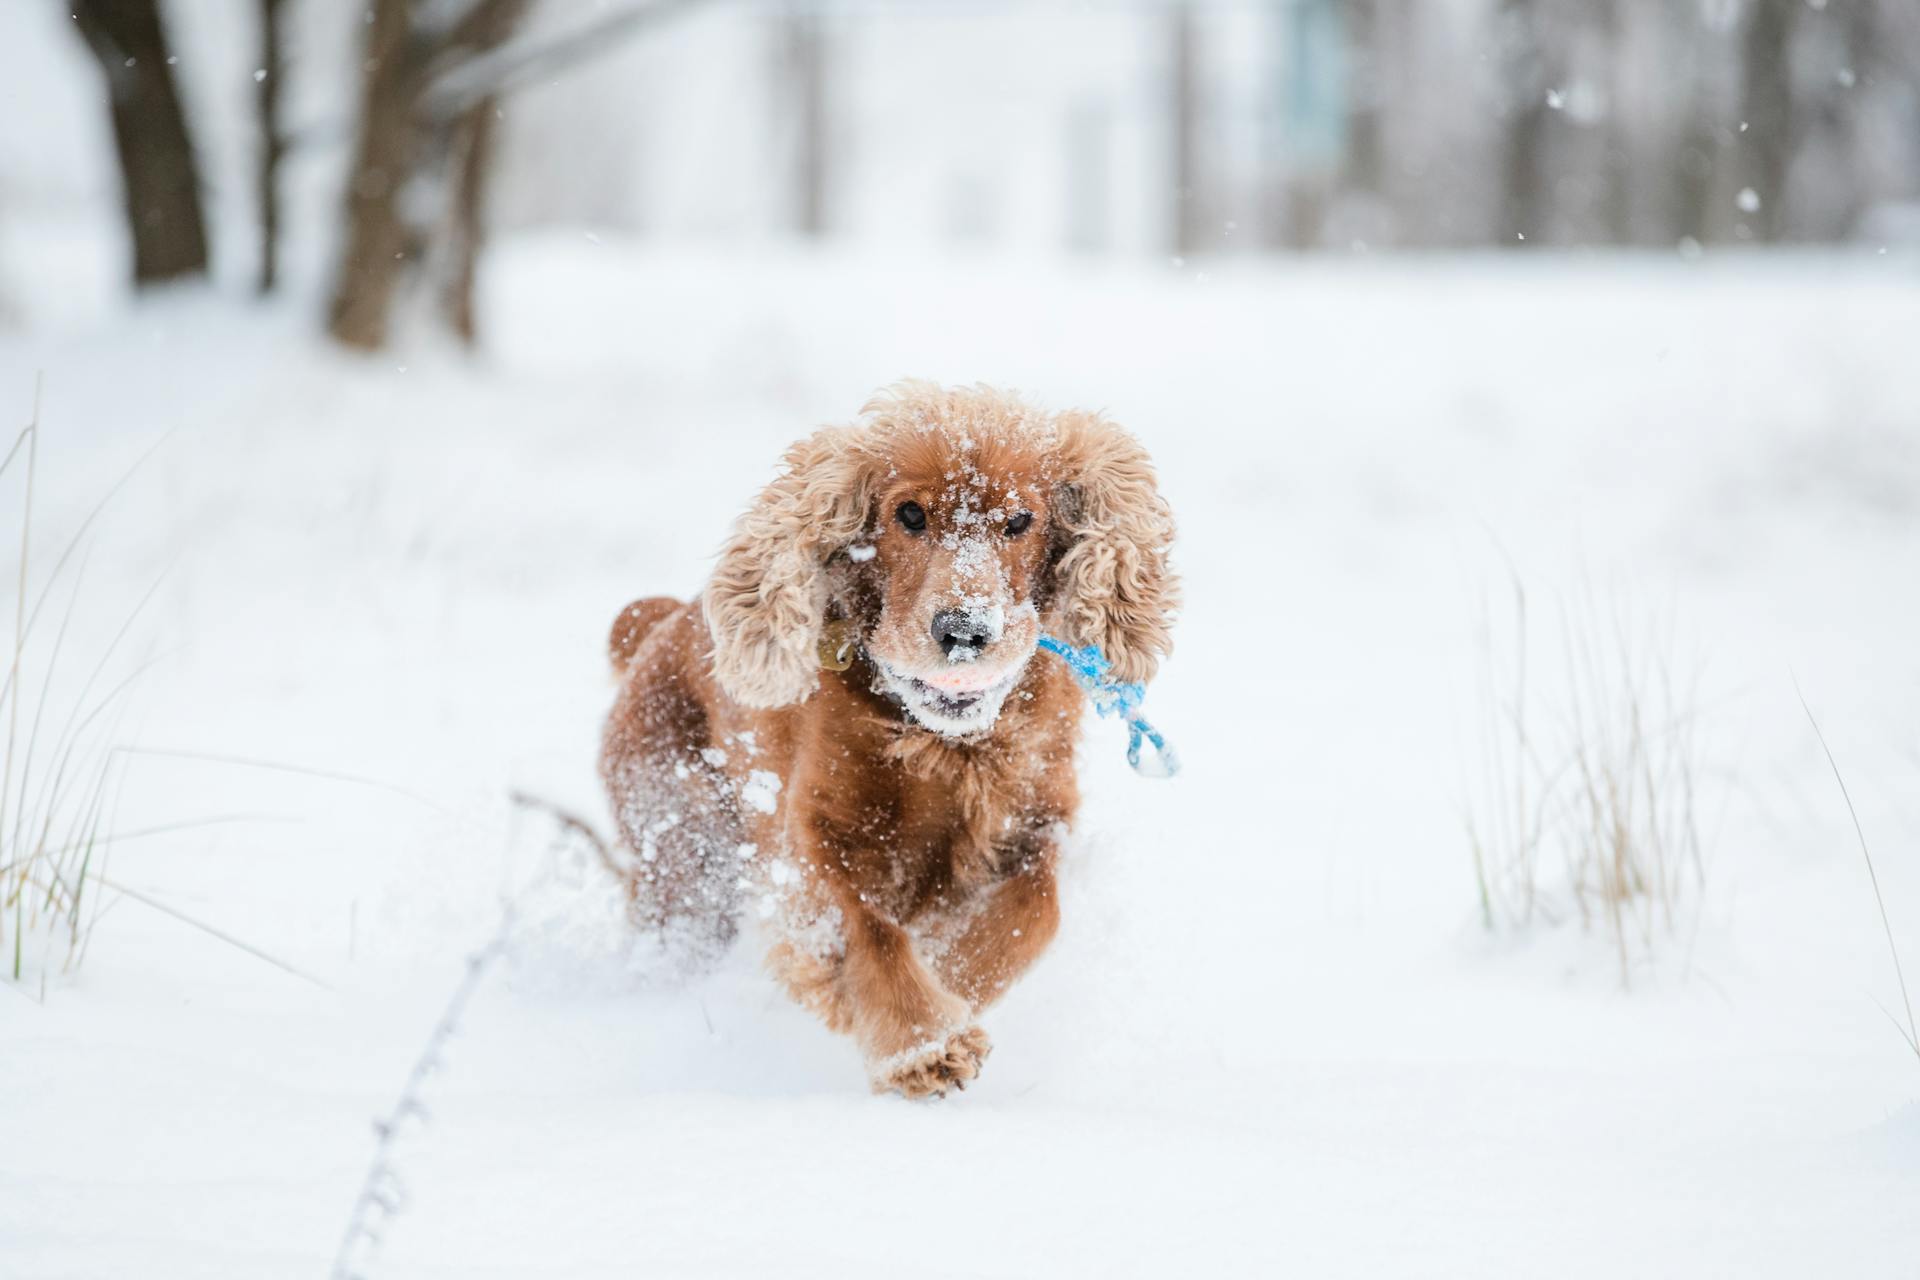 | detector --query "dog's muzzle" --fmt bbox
[871,653,1028,736]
